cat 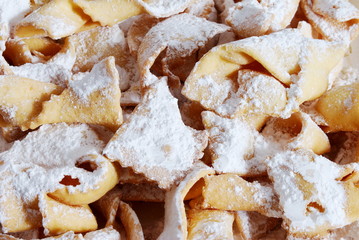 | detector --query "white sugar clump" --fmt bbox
[104,79,207,189]
[186,28,346,119]
[0,0,30,31]
[0,123,105,203]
